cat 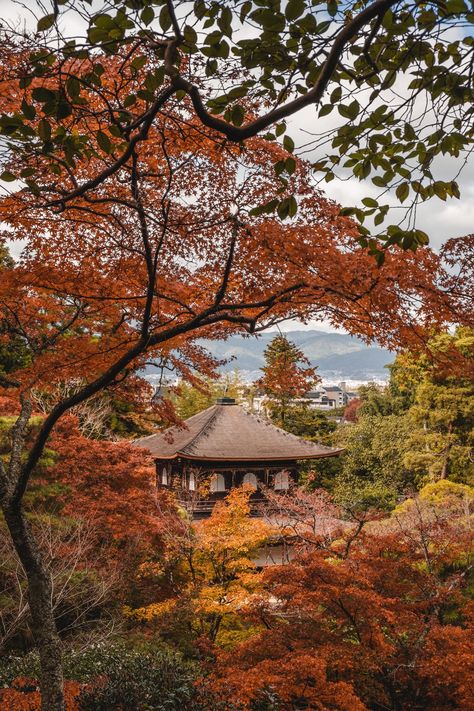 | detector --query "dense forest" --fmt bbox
[0,328,472,710]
